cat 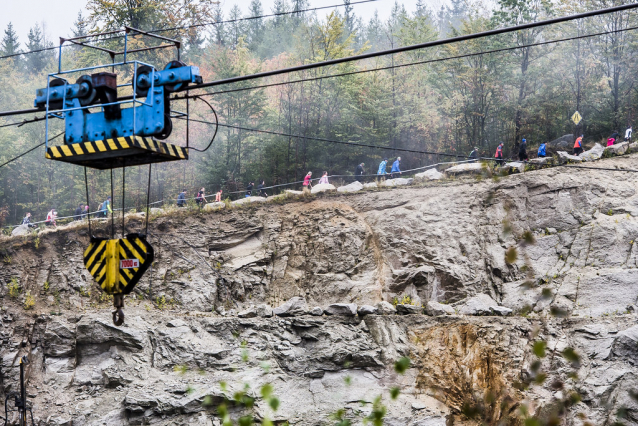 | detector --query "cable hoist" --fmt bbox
[34,28,203,326]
